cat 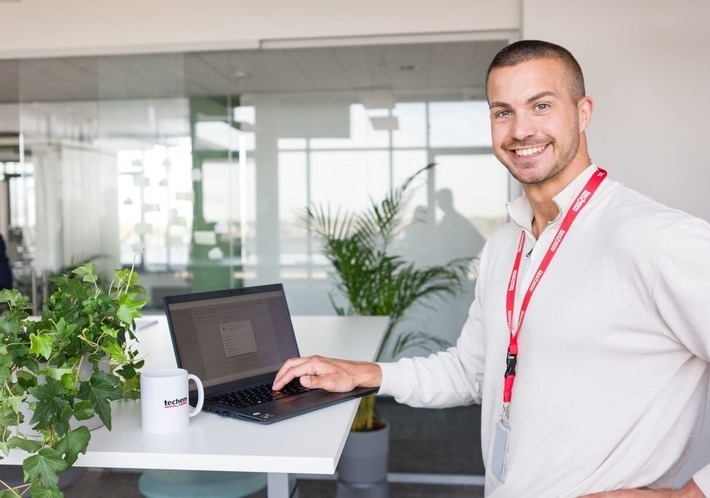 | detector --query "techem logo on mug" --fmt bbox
[164,396,188,408]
